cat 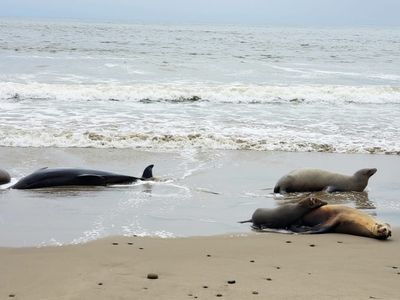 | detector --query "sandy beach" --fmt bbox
[1,230,399,300]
